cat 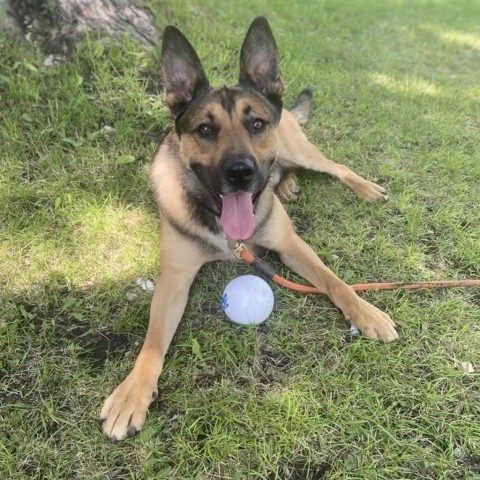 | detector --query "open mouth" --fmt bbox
[193,166,265,241]
[219,191,256,241]
[208,188,262,212]
[209,188,263,241]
